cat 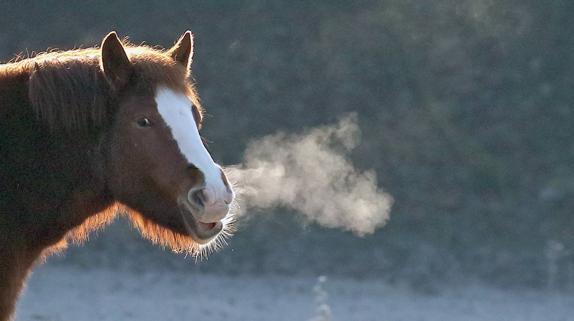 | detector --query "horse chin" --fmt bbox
[125,201,232,257]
